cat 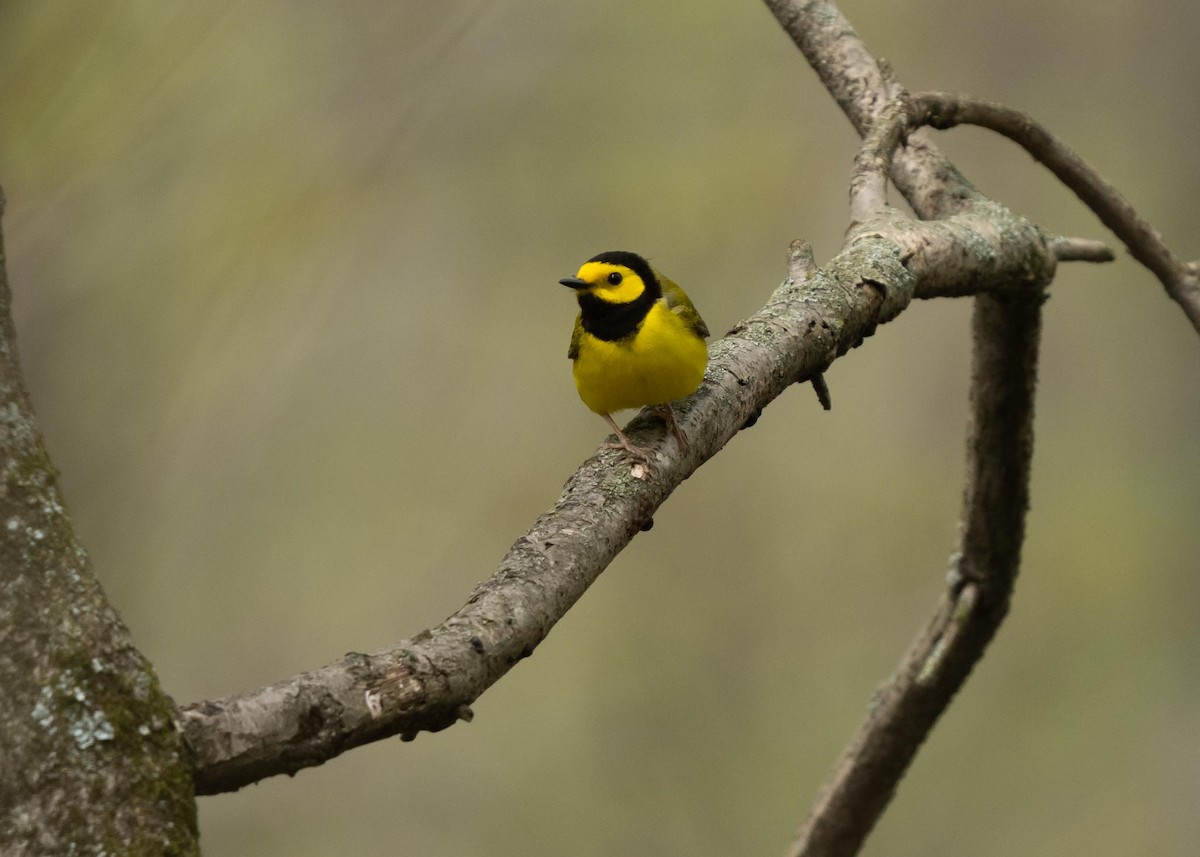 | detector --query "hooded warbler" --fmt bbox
[559,251,709,463]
